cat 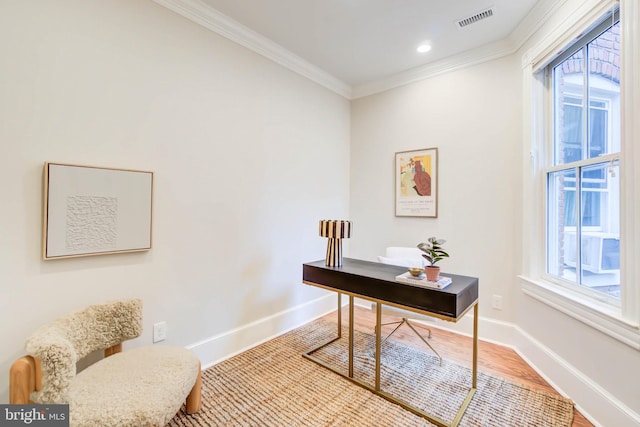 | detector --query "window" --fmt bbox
[545,13,621,303]
[522,2,640,344]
